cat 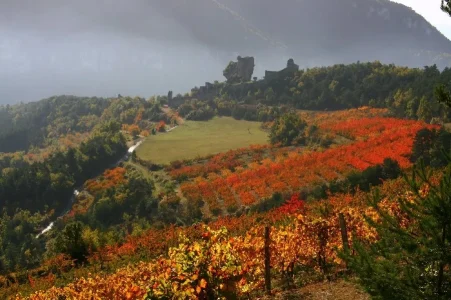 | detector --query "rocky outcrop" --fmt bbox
[223,56,255,83]
[286,58,299,72]
[265,58,299,81]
